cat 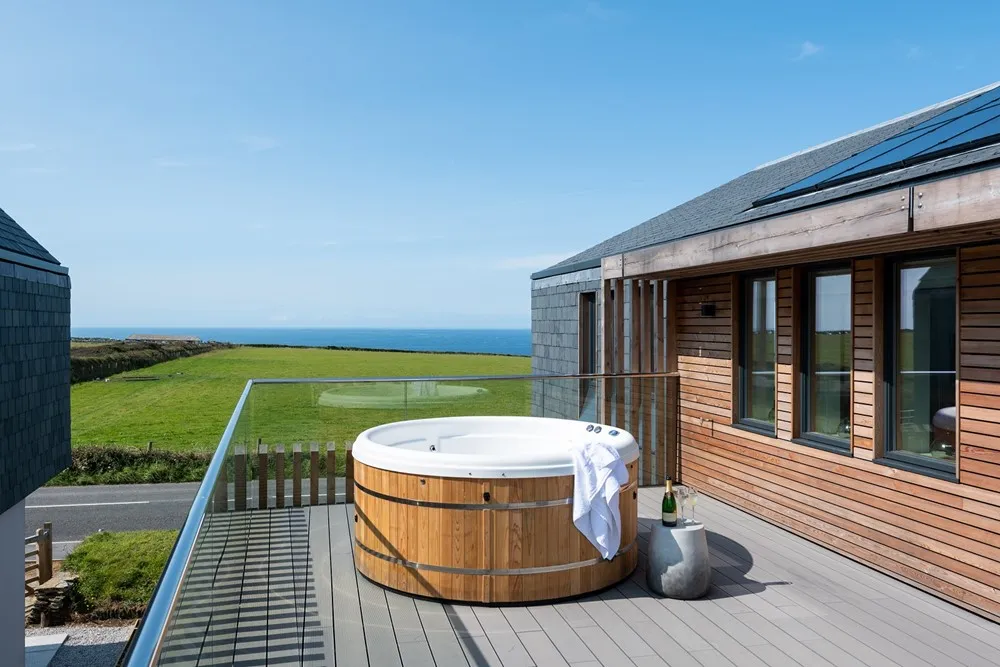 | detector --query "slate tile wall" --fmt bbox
[0,262,71,514]
[530,270,636,423]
